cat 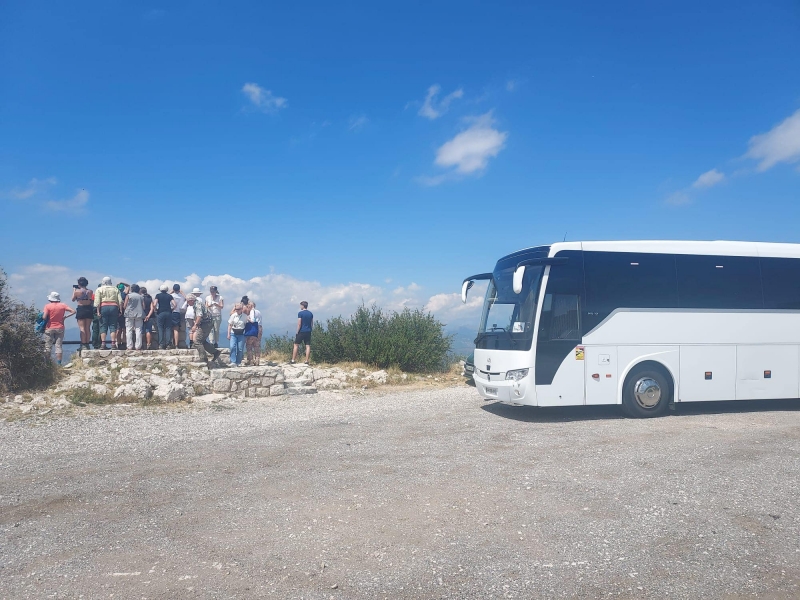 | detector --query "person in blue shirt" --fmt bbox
[291,301,313,364]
